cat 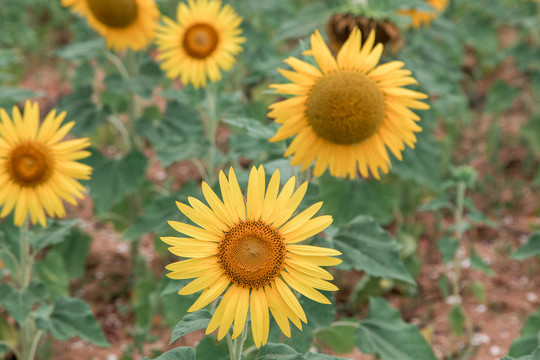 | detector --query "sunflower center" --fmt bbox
[87,0,138,28]
[182,23,219,59]
[7,142,52,187]
[218,220,286,289]
[305,70,386,145]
